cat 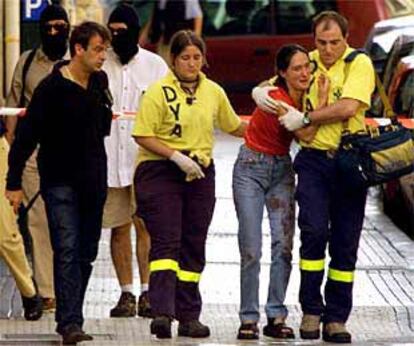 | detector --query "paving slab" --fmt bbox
[1,133,413,345]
